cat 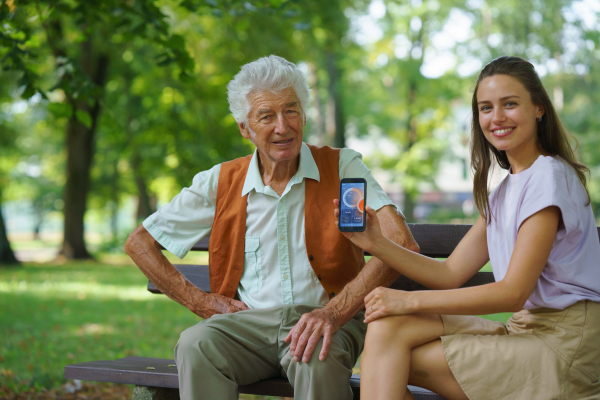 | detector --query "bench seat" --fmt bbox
[64,356,446,399]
